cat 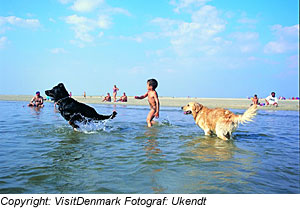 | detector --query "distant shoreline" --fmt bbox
[0,95,299,111]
